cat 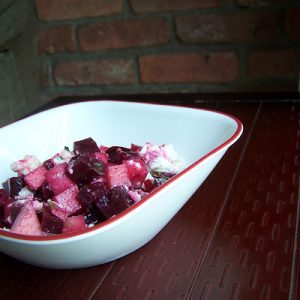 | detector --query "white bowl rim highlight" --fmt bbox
[0,100,243,242]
